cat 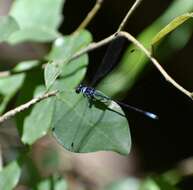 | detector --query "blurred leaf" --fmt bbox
[105,178,140,190]
[163,170,182,185]
[36,177,67,190]
[8,27,59,44]
[36,178,51,190]
[12,60,40,72]
[99,0,193,96]
[52,91,131,155]
[45,30,92,89]
[36,179,53,190]
[16,70,44,135]
[0,160,22,190]
[0,74,25,114]
[152,13,193,46]
[55,178,68,190]
[0,16,19,42]
[9,0,65,43]
[140,176,178,190]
